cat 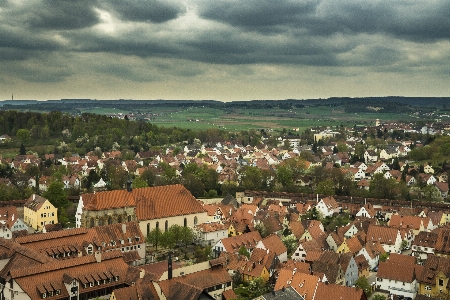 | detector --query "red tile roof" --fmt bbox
[135,185,206,220]
[314,282,367,300]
